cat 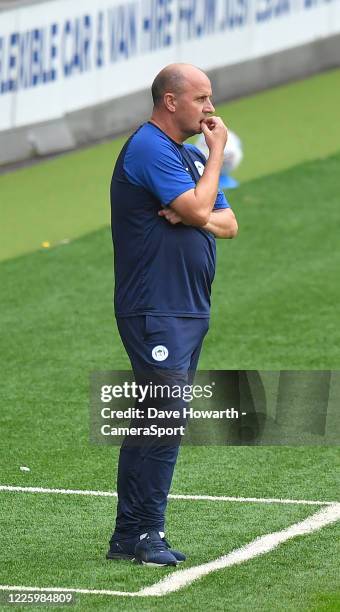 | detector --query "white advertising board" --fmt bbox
[0,0,340,130]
